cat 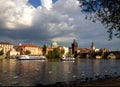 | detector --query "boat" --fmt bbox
[96,55,102,59]
[18,55,30,60]
[61,57,75,61]
[18,55,46,60]
[107,53,116,59]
